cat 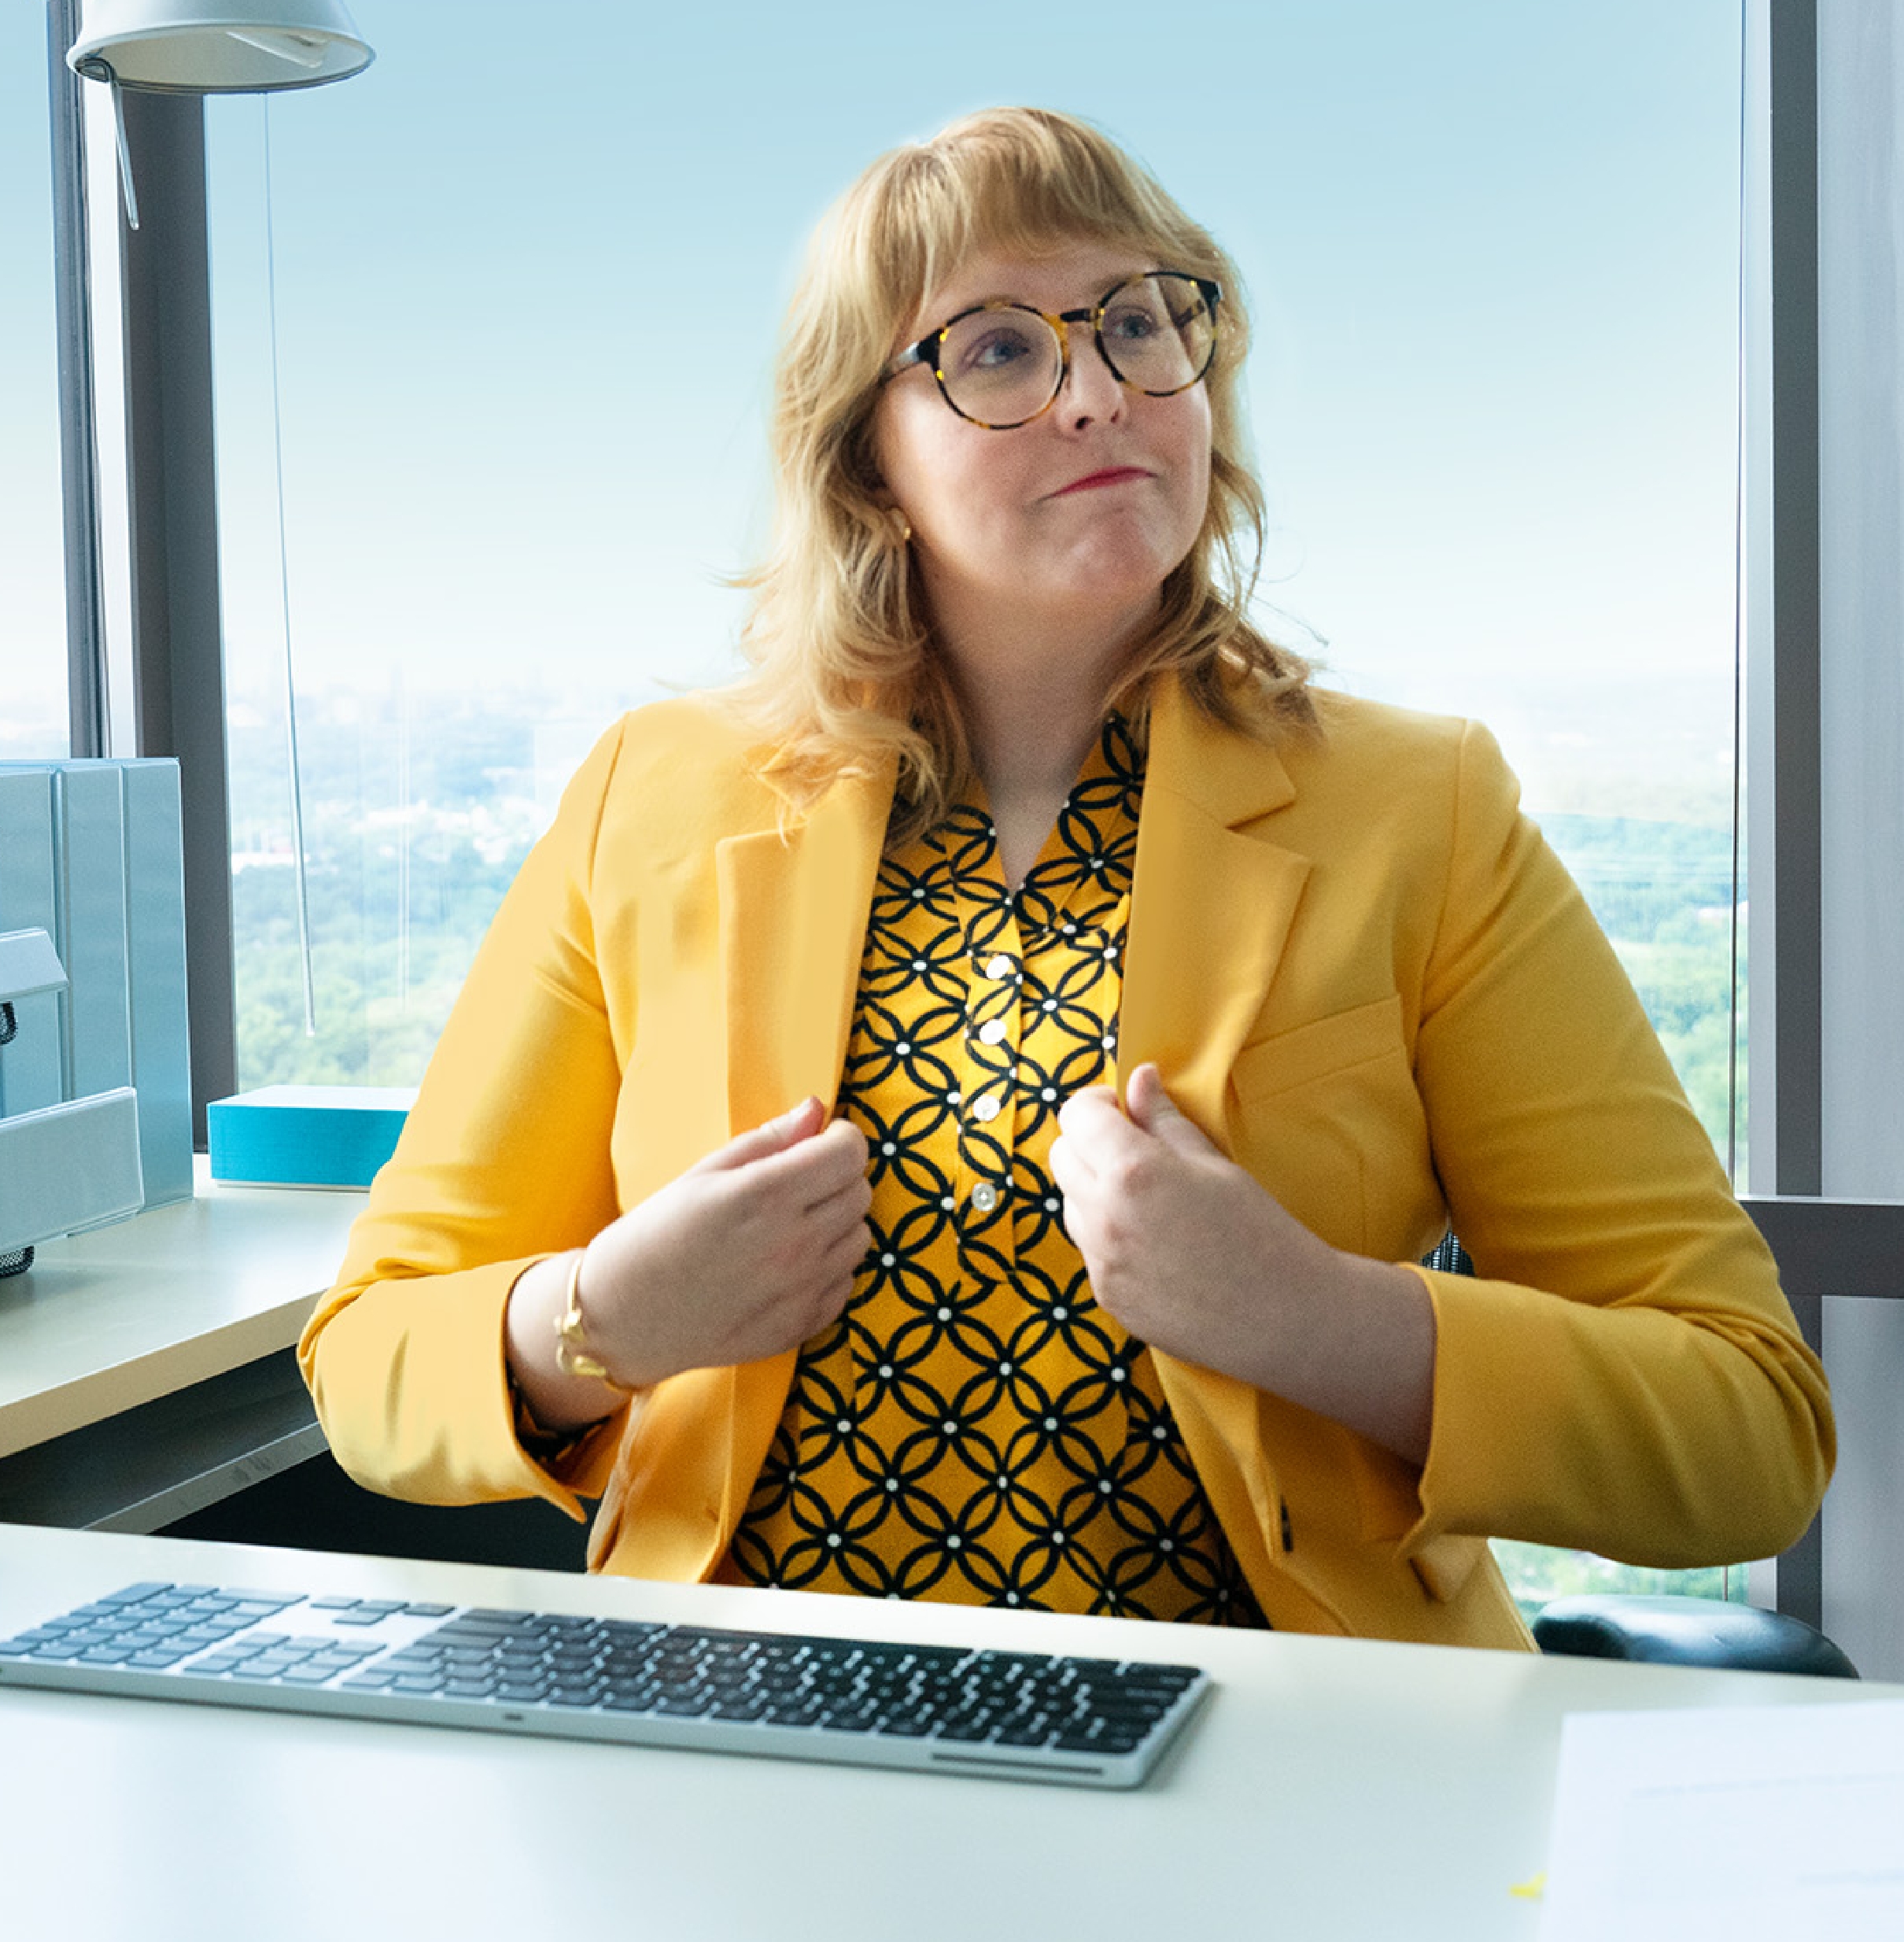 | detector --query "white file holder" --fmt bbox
[0,928,146,1263]
[0,757,193,1209]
